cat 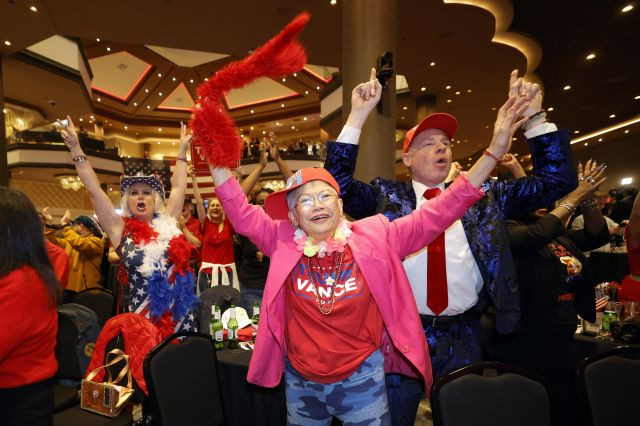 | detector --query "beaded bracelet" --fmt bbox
[558,201,576,215]
[71,154,87,163]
